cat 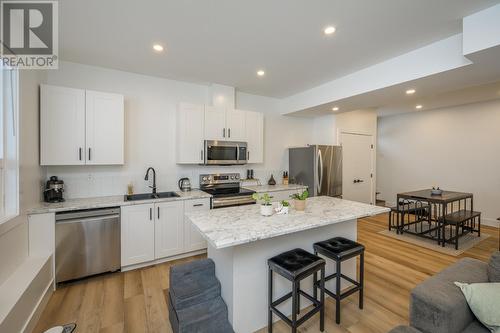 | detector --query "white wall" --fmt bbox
[0,70,45,284]
[44,62,314,198]
[377,99,500,226]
